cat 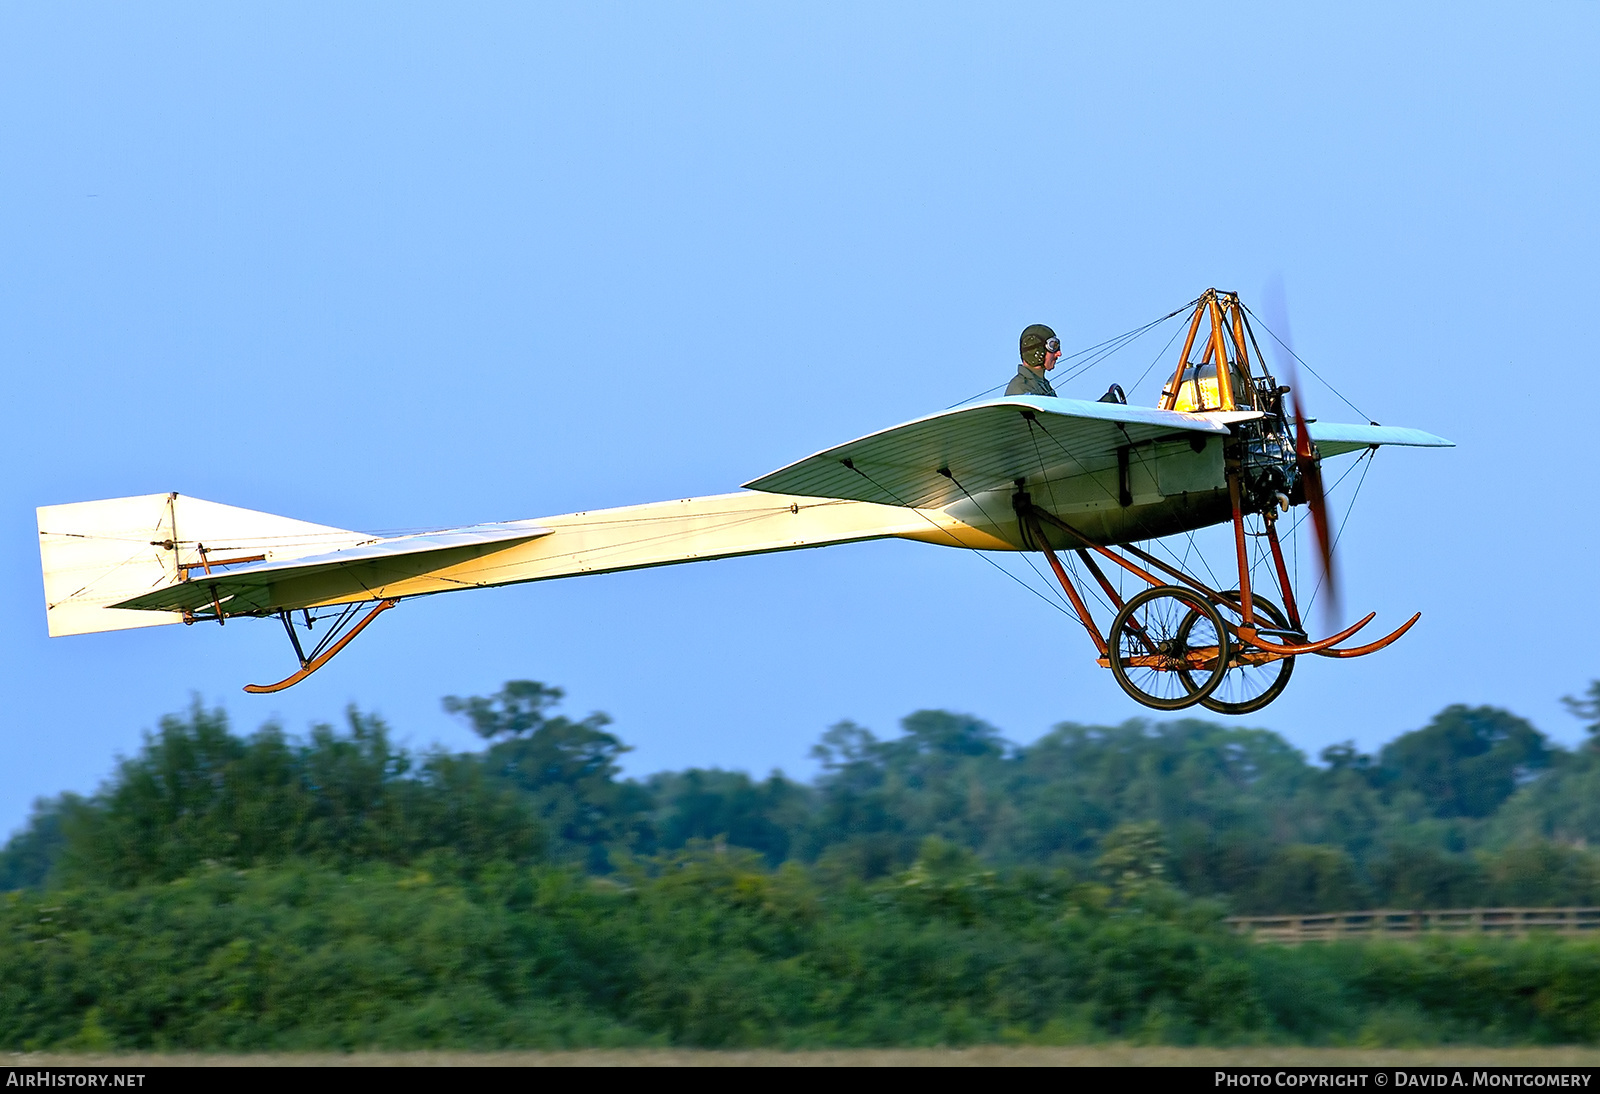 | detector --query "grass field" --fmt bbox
[15,1047,1600,1066]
